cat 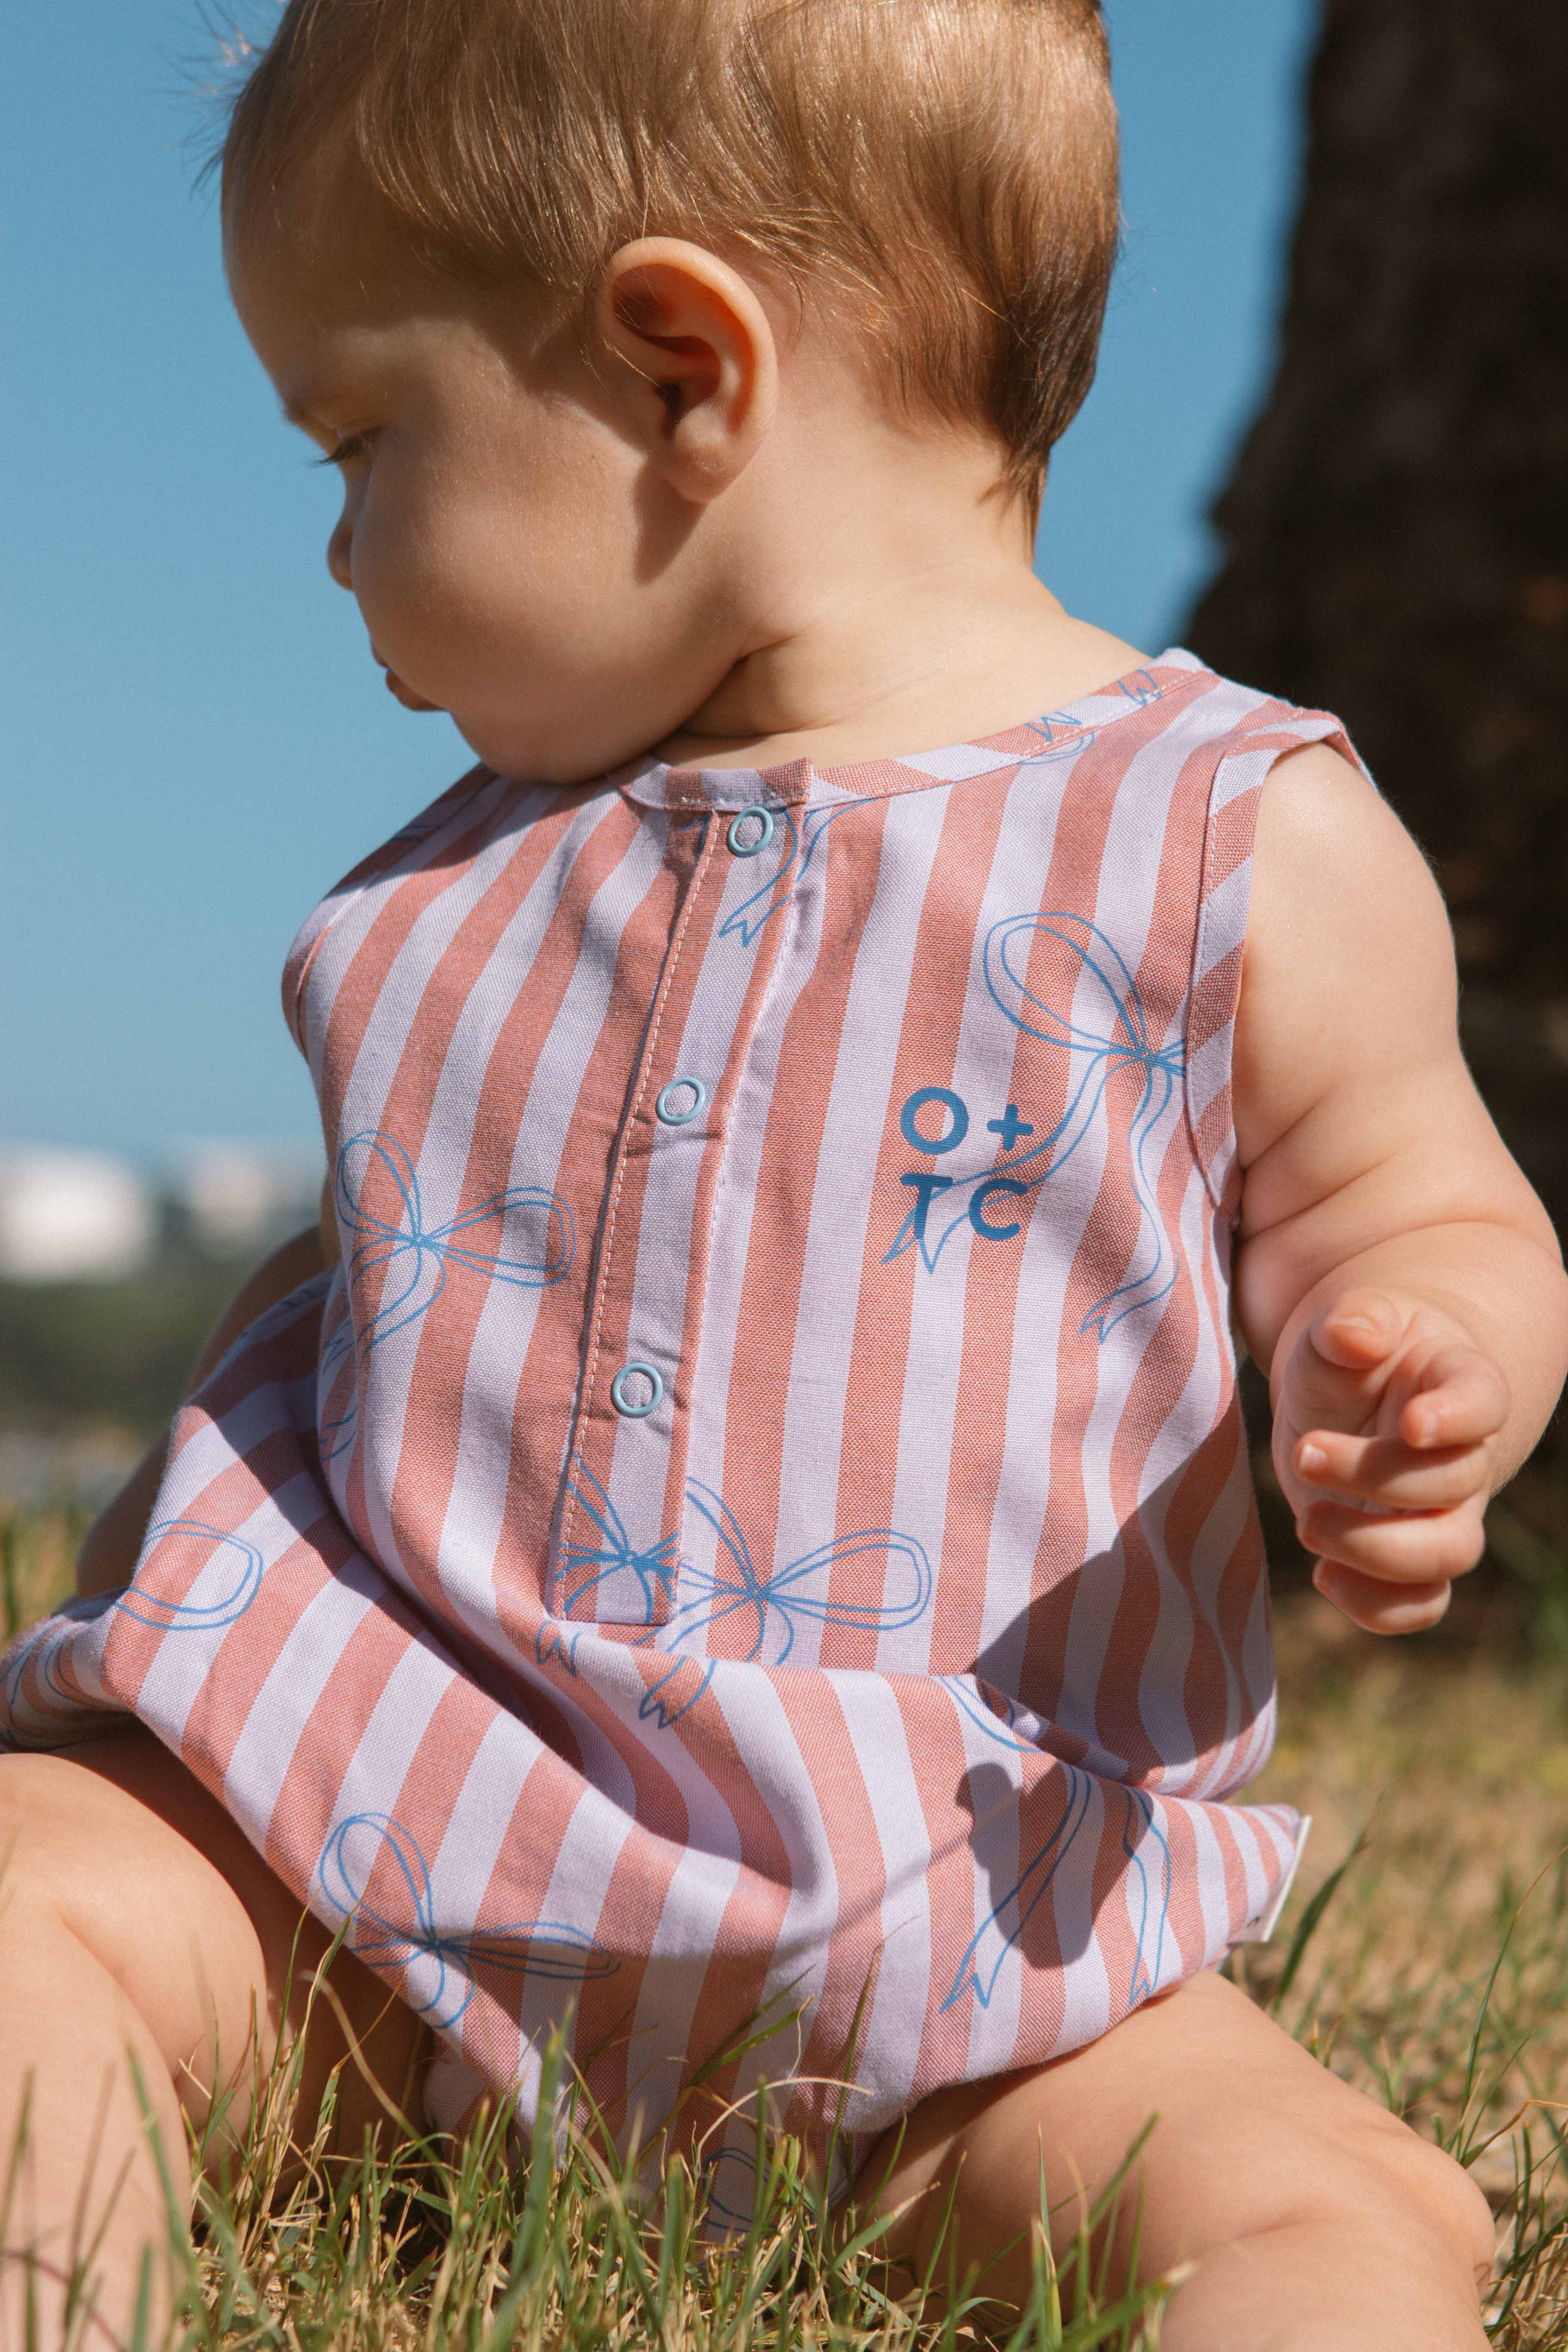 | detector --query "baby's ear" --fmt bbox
[595,238,778,501]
